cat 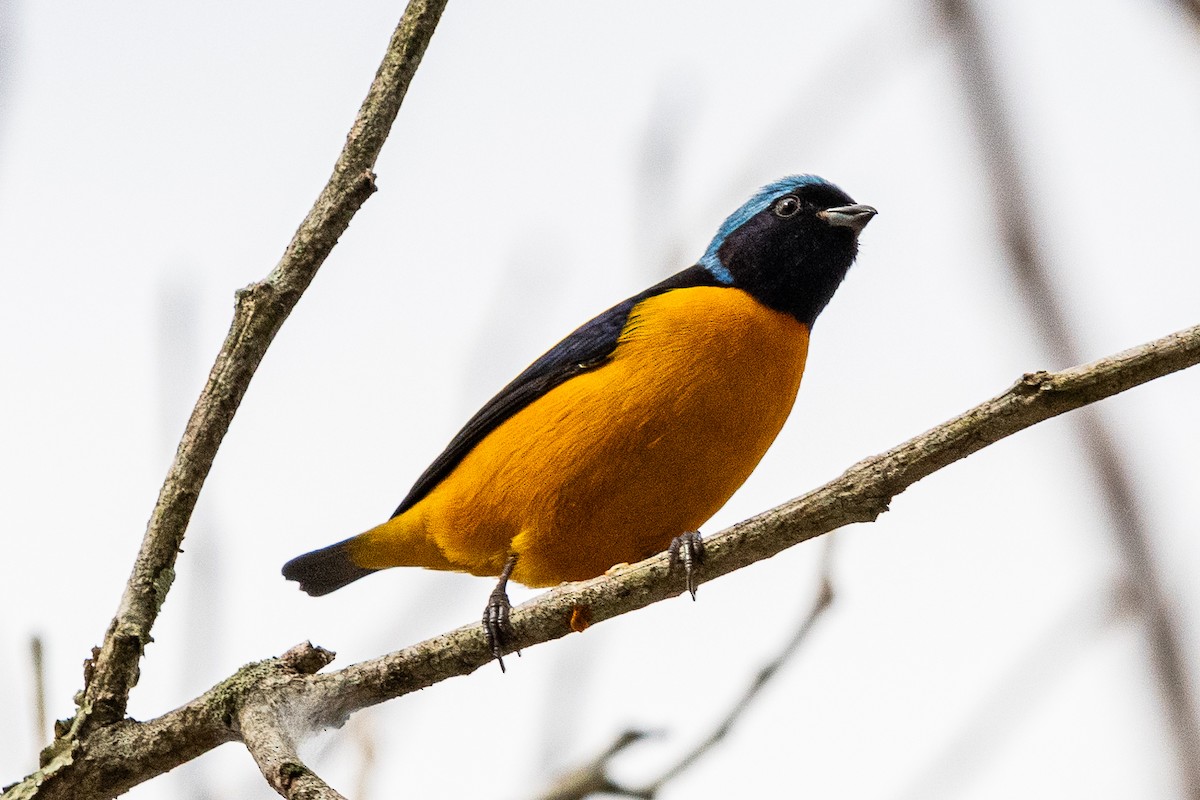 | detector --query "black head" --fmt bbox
[698,175,875,326]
